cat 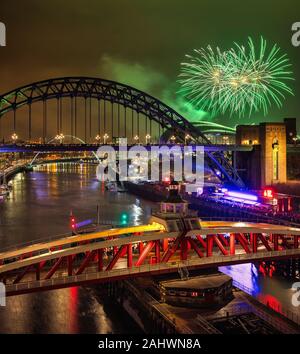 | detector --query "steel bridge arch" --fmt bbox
[0,76,244,188]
